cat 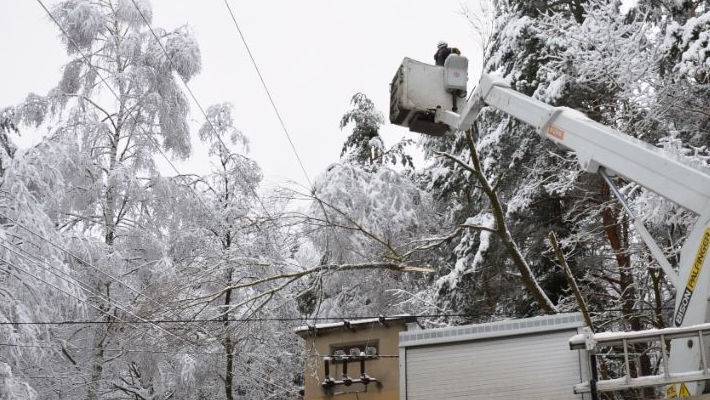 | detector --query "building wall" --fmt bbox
[301,323,407,400]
